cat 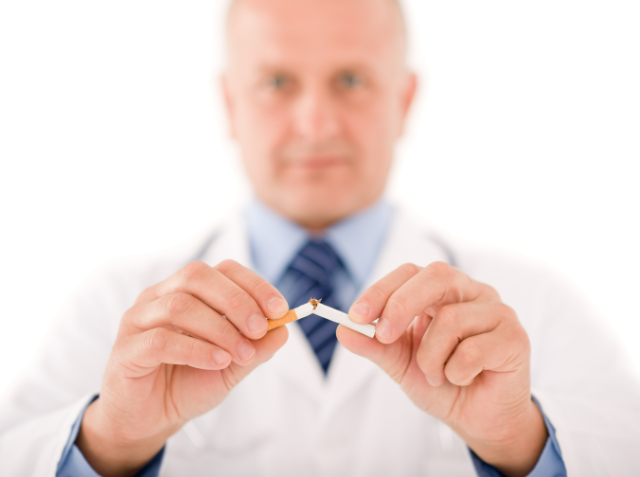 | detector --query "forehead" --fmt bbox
[226,0,404,70]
